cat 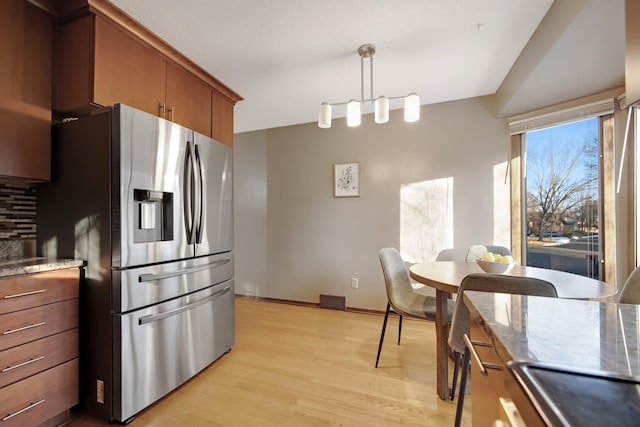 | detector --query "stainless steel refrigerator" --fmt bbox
[37,104,234,423]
